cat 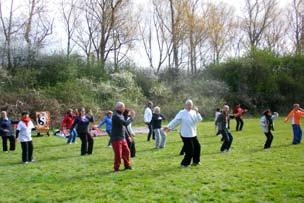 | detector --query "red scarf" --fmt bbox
[21,115,31,126]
